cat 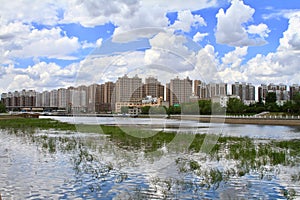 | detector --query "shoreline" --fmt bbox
[1,114,300,126]
[170,115,300,126]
